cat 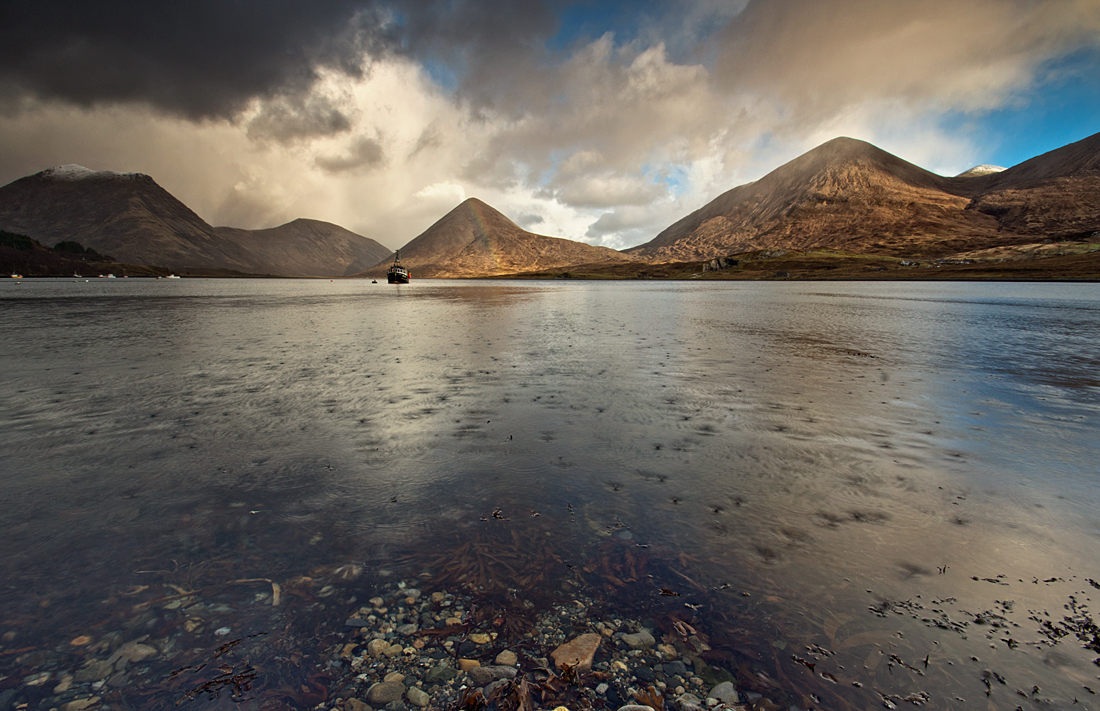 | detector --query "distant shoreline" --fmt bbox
[7,247,1099,282]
